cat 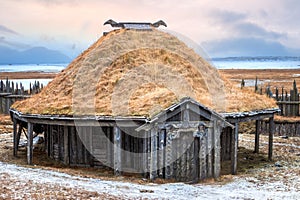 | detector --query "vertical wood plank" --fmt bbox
[27,122,33,165]
[194,137,200,182]
[207,124,213,178]
[88,126,94,166]
[158,129,165,178]
[165,130,172,179]
[63,126,69,165]
[150,128,158,180]
[114,126,122,176]
[146,130,151,178]
[44,125,48,155]
[255,120,260,153]
[142,131,147,176]
[49,125,54,158]
[181,134,187,181]
[46,125,50,157]
[177,132,182,180]
[199,132,207,180]
[76,127,81,164]
[106,127,111,167]
[231,123,238,175]
[269,117,275,161]
[212,120,221,179]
